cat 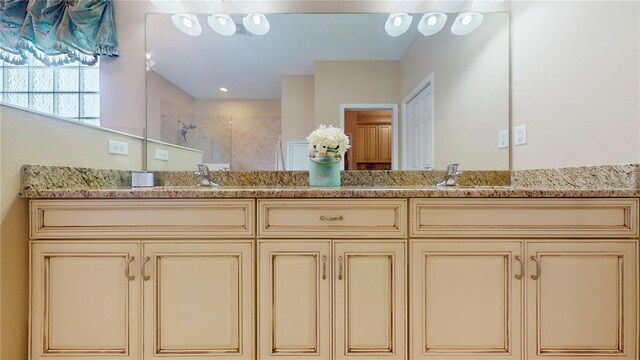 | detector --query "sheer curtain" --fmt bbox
[0,0,118,66]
